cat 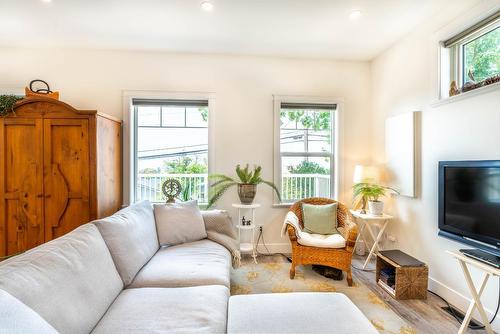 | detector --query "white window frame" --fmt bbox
[449,18,499,87]
[272,95,342,206]
[439,11,500,100]
[122,90,216,205]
